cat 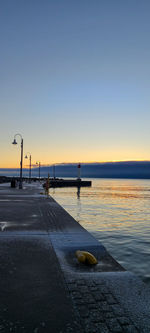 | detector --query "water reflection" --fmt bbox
[77,186,81,199]
[77,197,81,223]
